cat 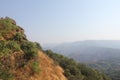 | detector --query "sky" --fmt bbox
[0,0,120,44]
